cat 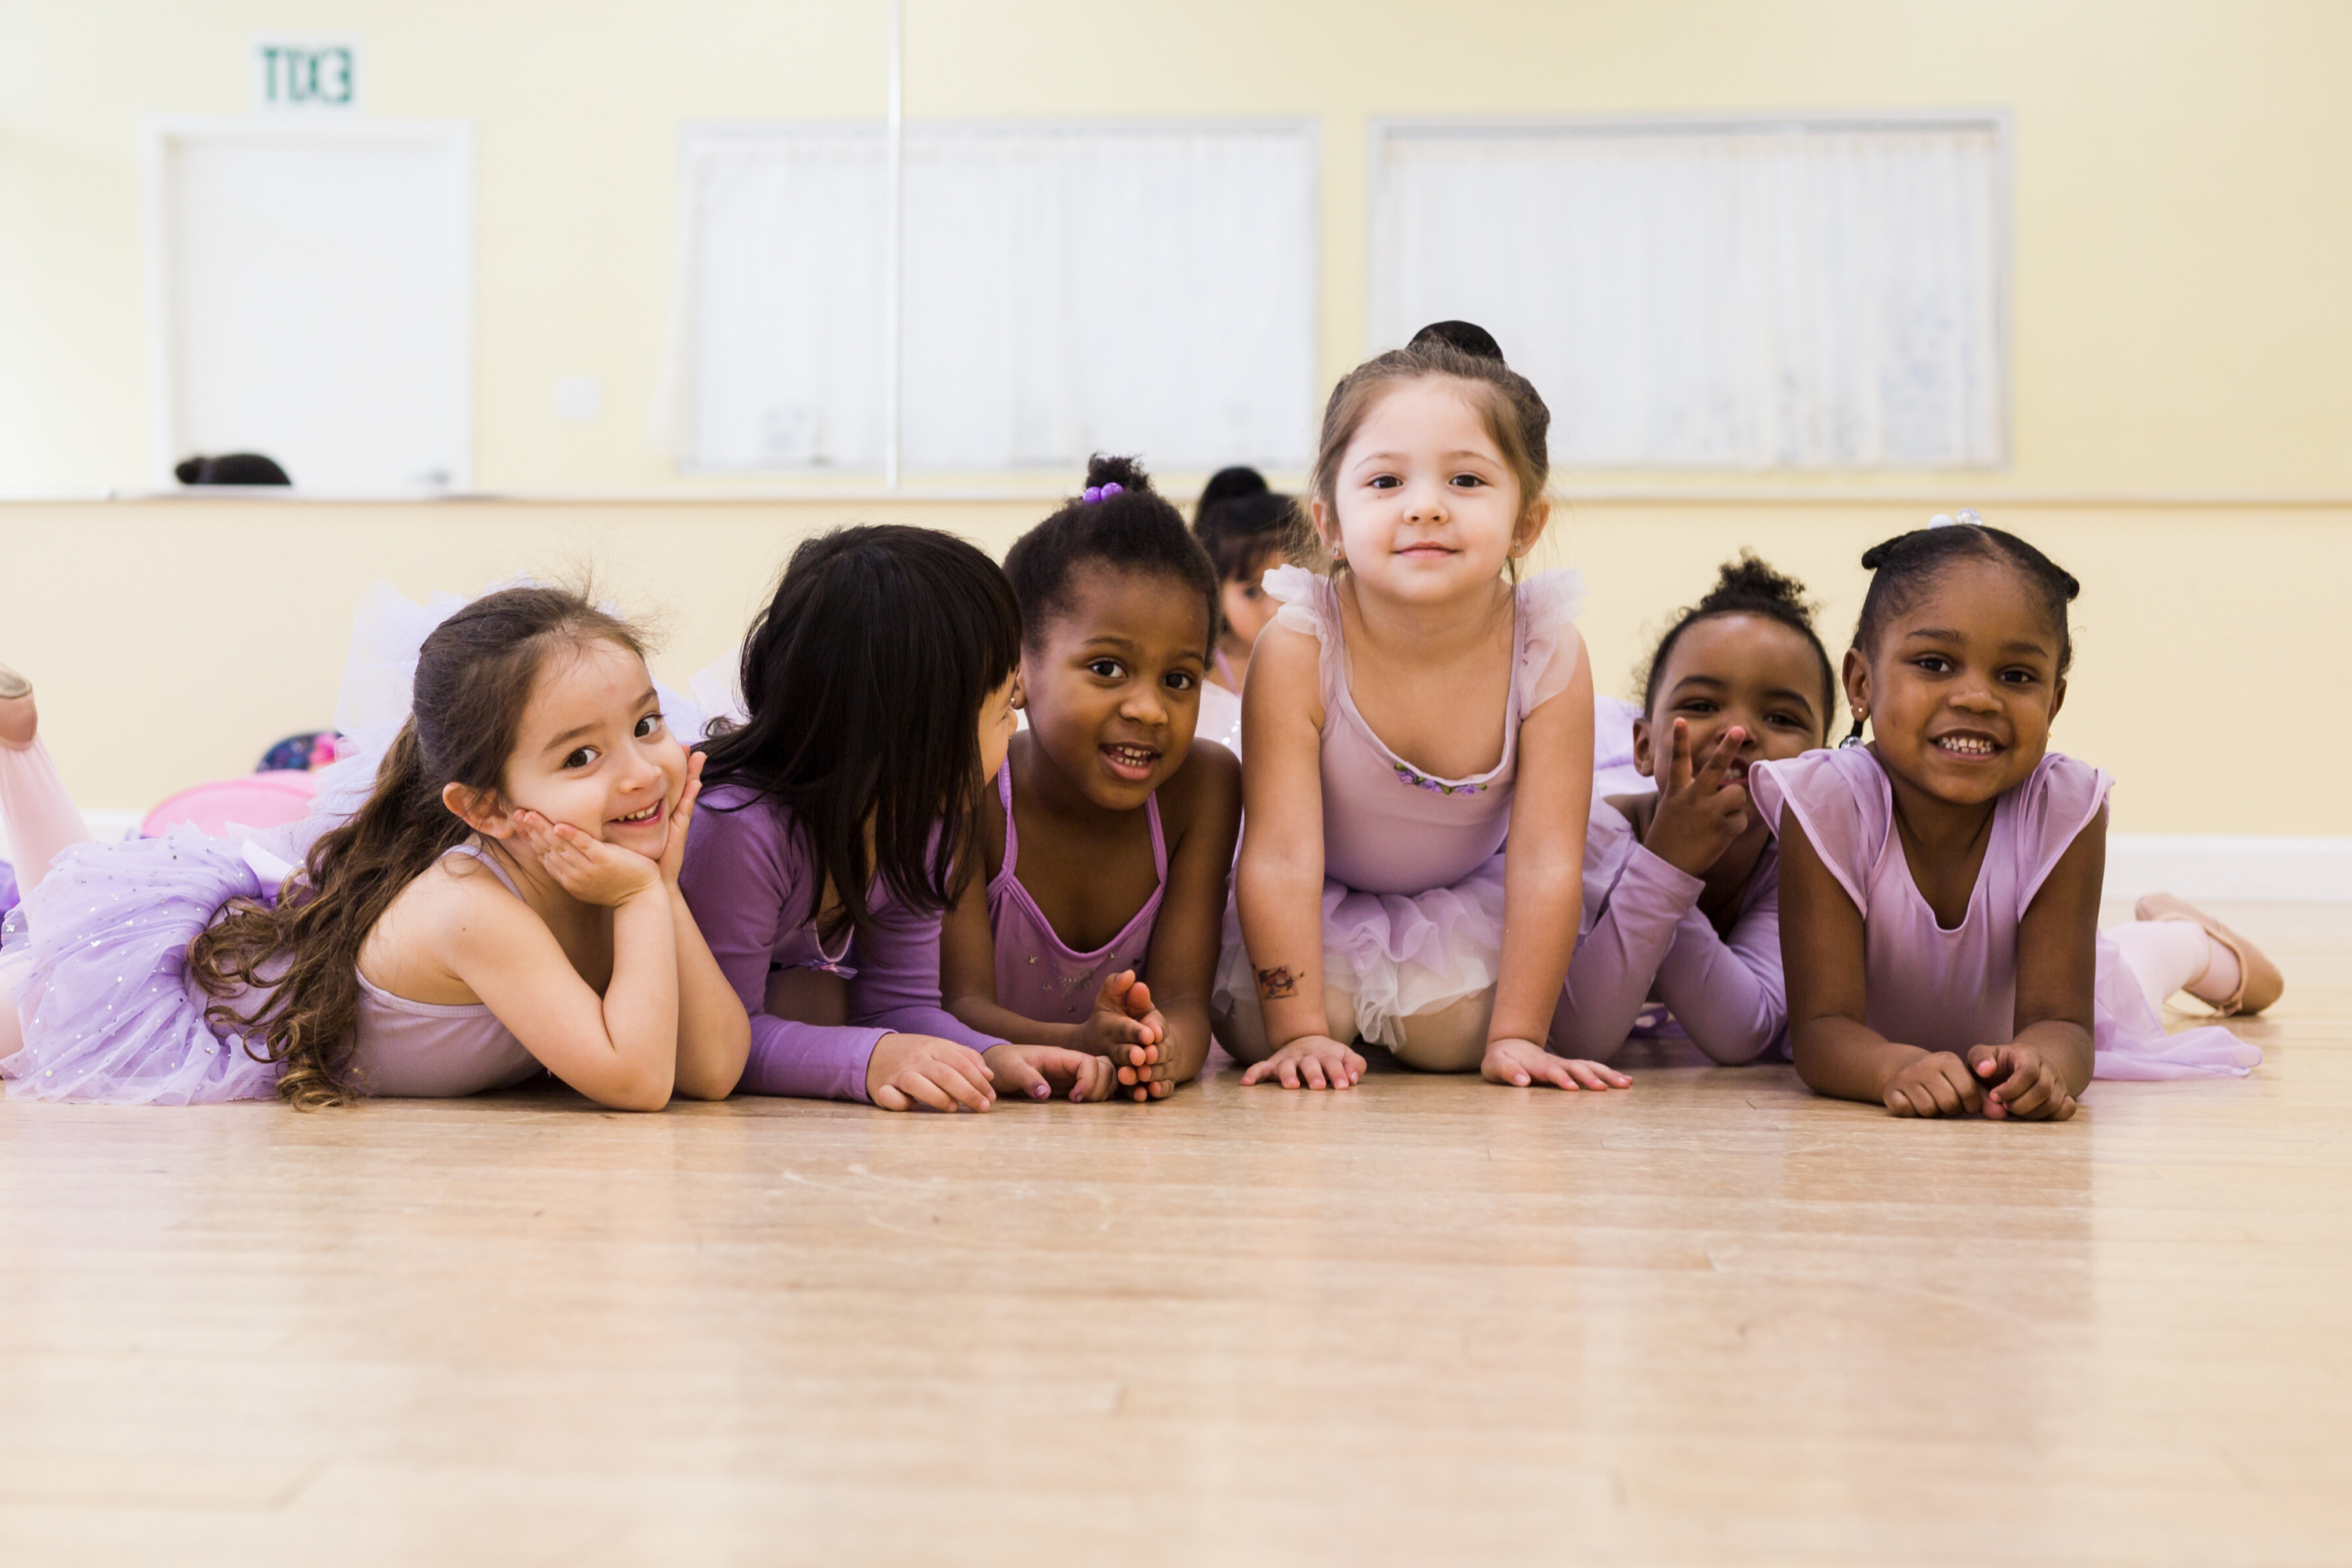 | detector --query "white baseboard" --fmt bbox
[51,816,2352,905]
[2103,835,2352,904]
